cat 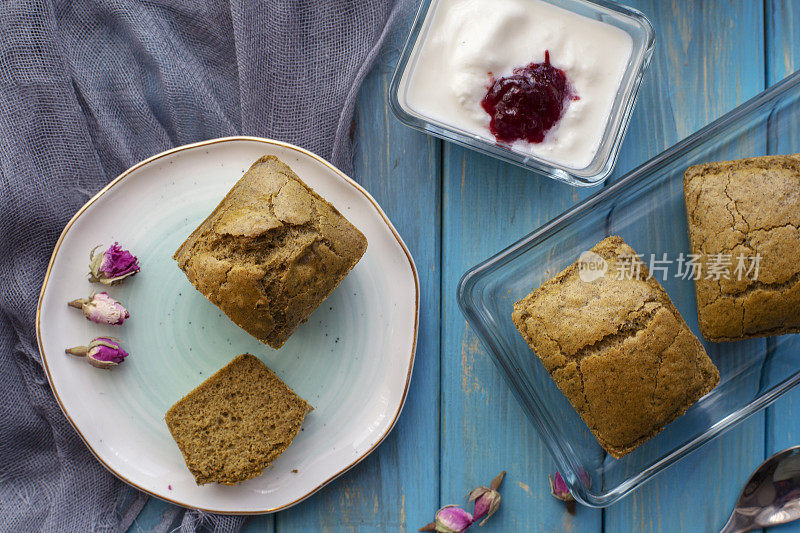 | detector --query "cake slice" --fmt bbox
[165,354,312,485]
[174,155,368,349]
[512,236,719,458]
